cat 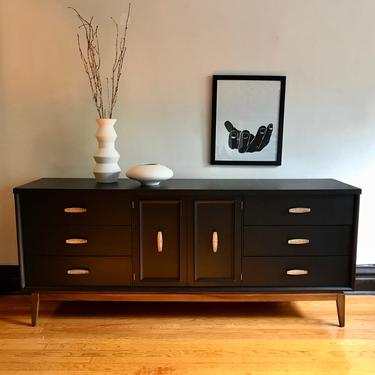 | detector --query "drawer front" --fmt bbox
[24,226,132,256]
[244,195,354,225]
[25,256,132,287]
[242,256,350,287]
[20,191,131,225]
[243,226,352,257]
